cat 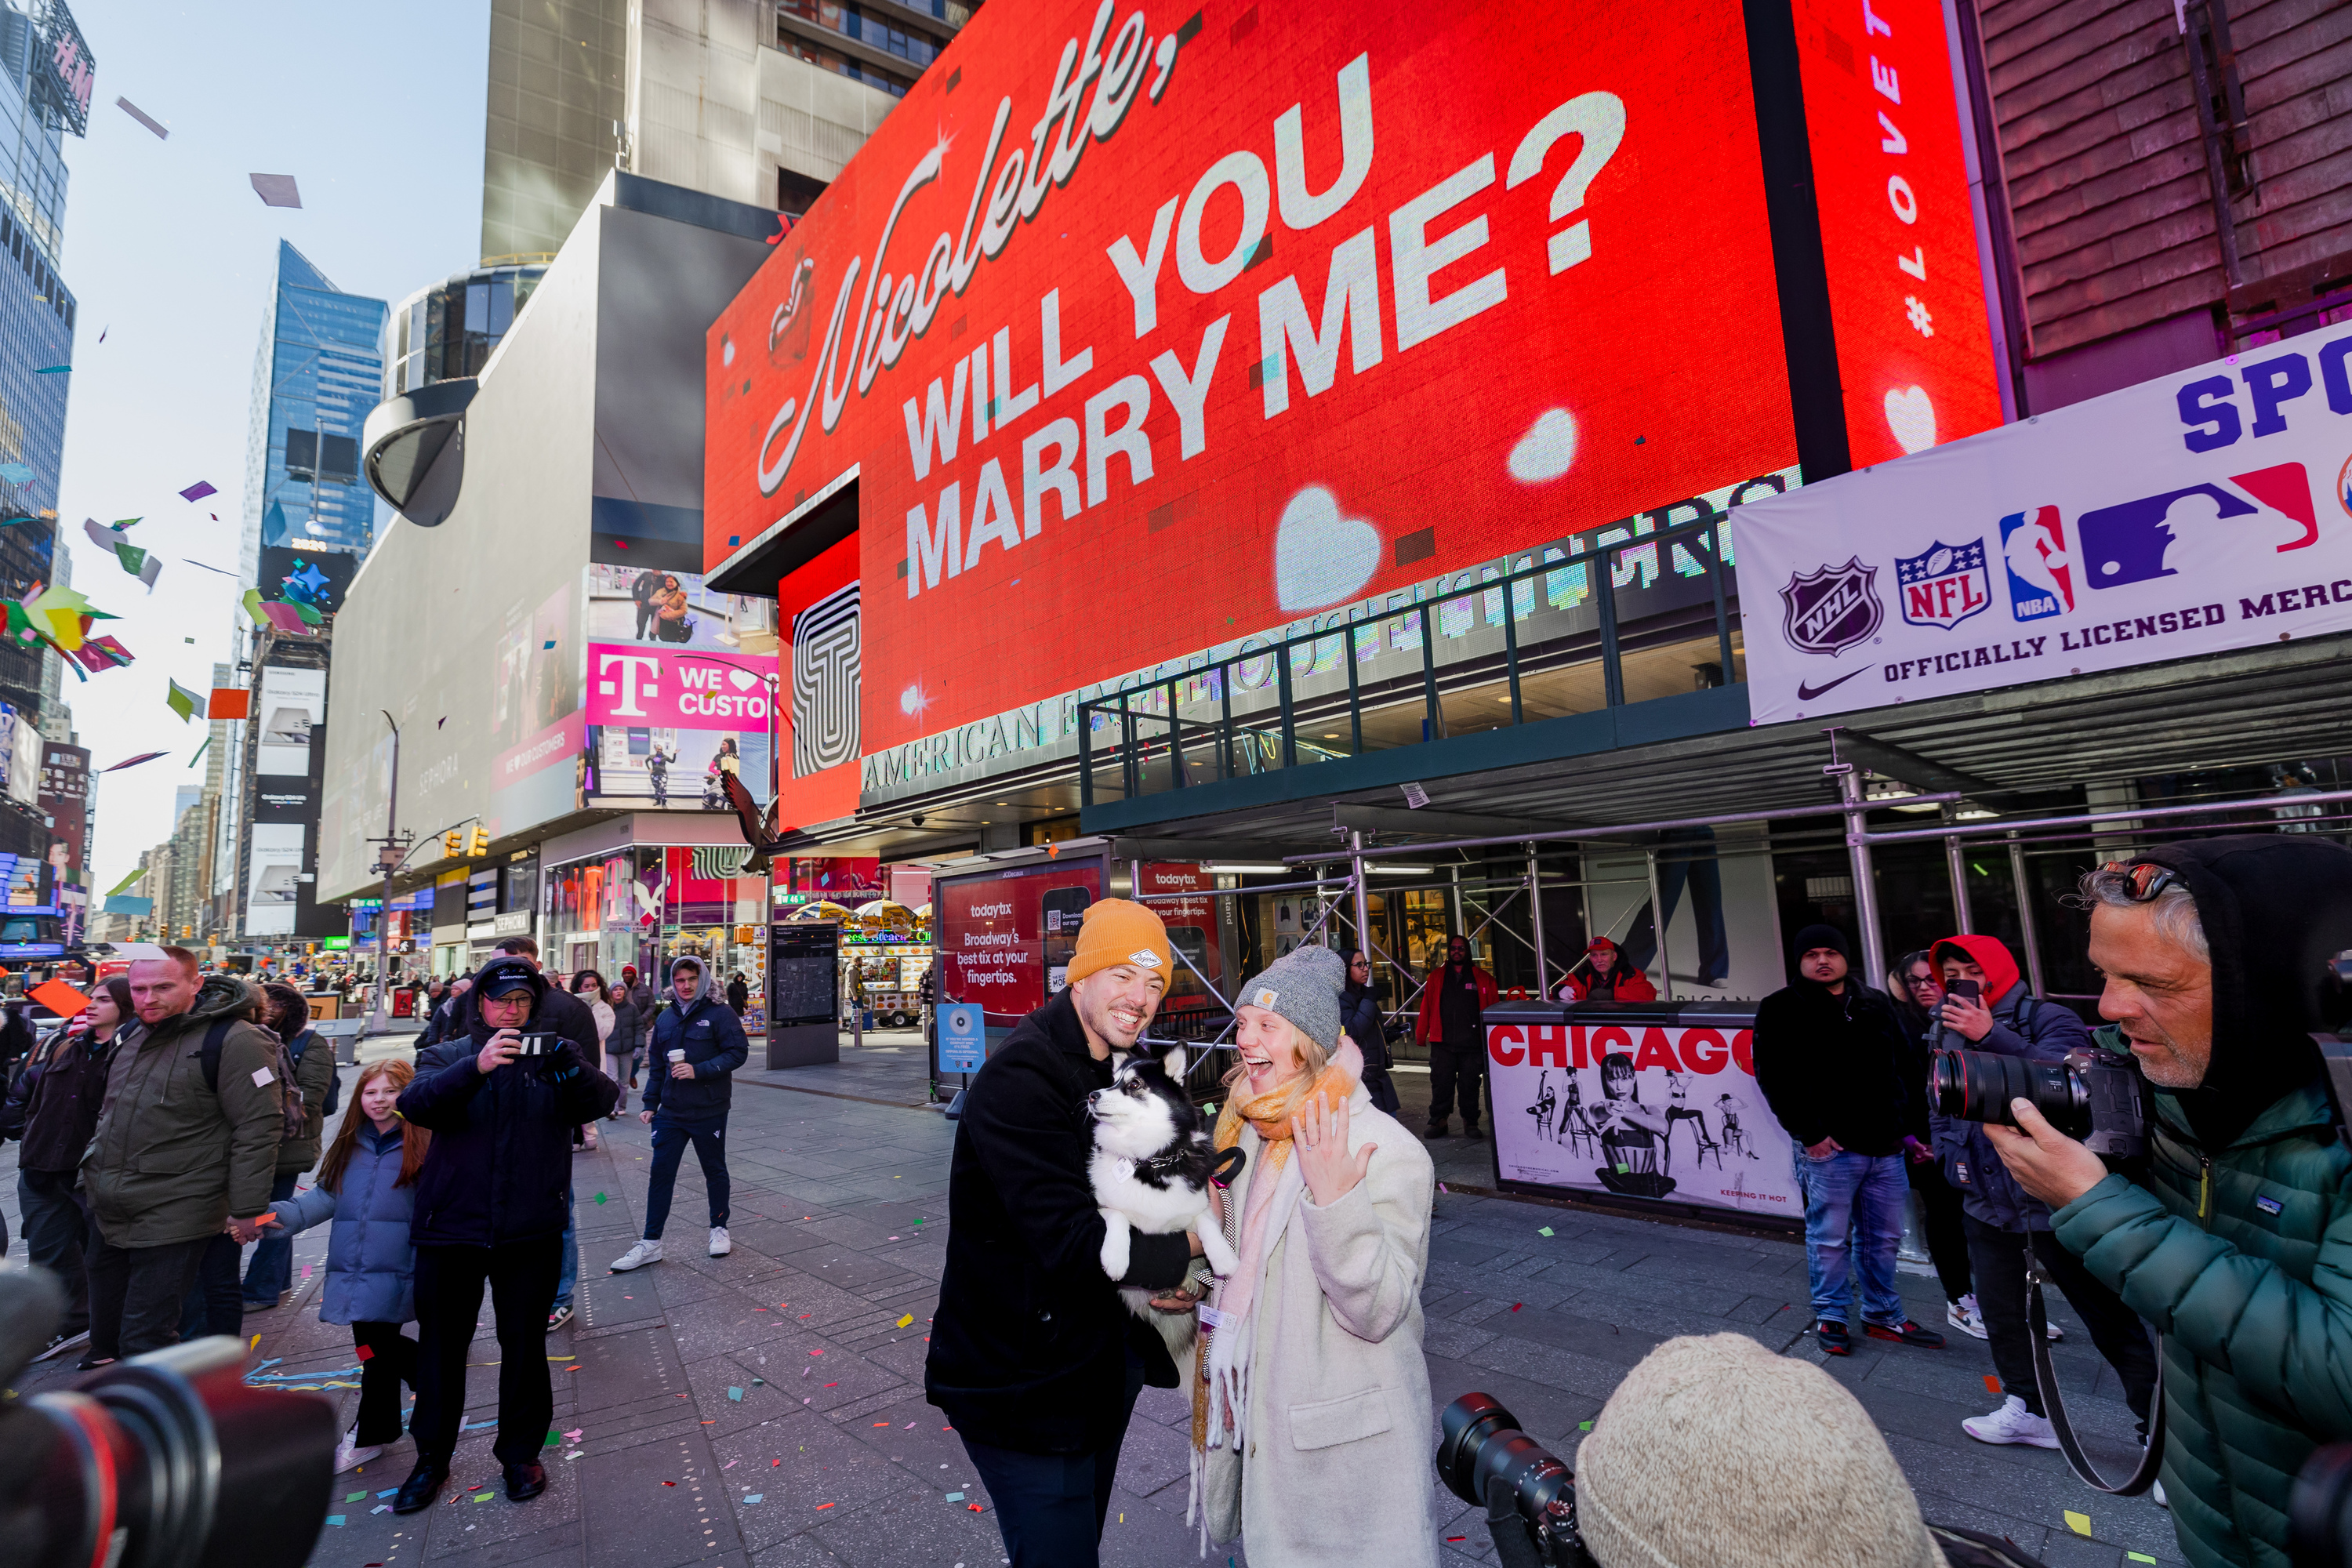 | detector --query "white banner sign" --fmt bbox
[1735,322,2352,724]
[1485,1017,1799,1218]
